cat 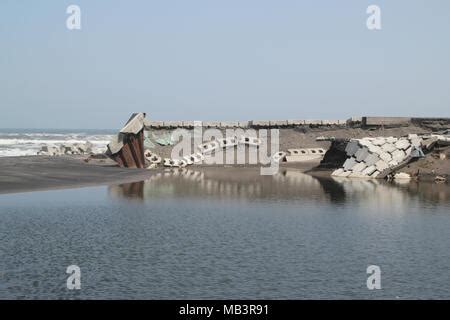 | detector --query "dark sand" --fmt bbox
[0,155,157,195]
